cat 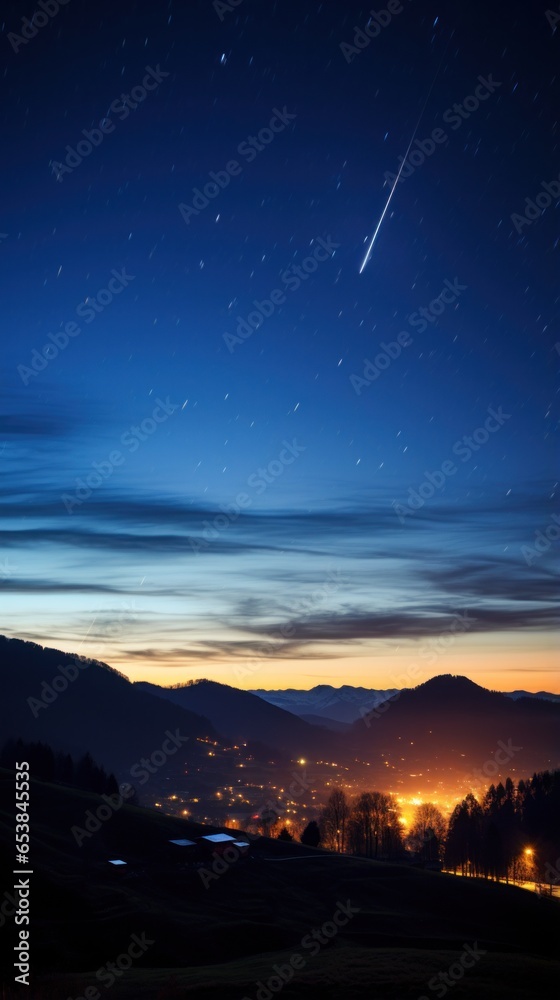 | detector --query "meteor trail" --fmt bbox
[359,36,452,274]
[359,126,421,274]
